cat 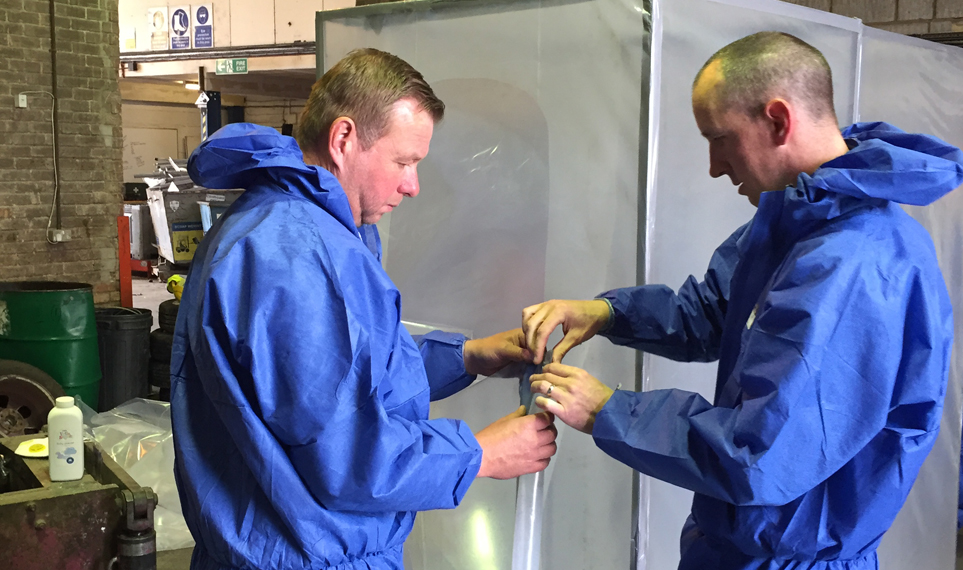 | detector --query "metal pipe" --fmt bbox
[120,42,316,64]
[911,32,963,48]
[48,0,62,230]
